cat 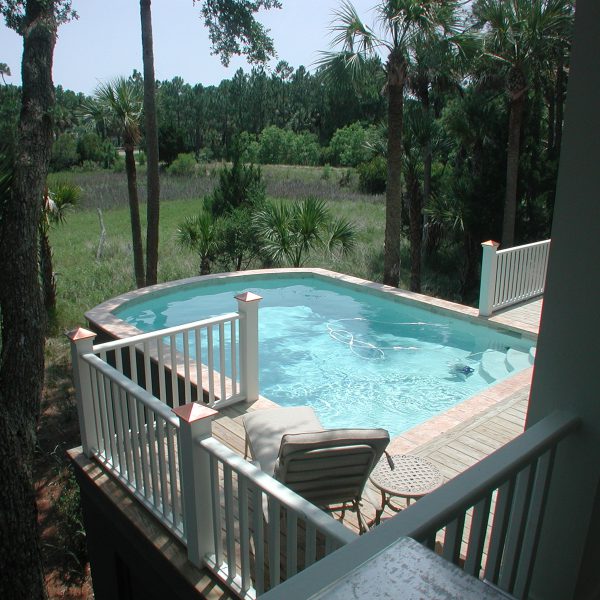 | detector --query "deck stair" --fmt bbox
[480,347,533,382]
